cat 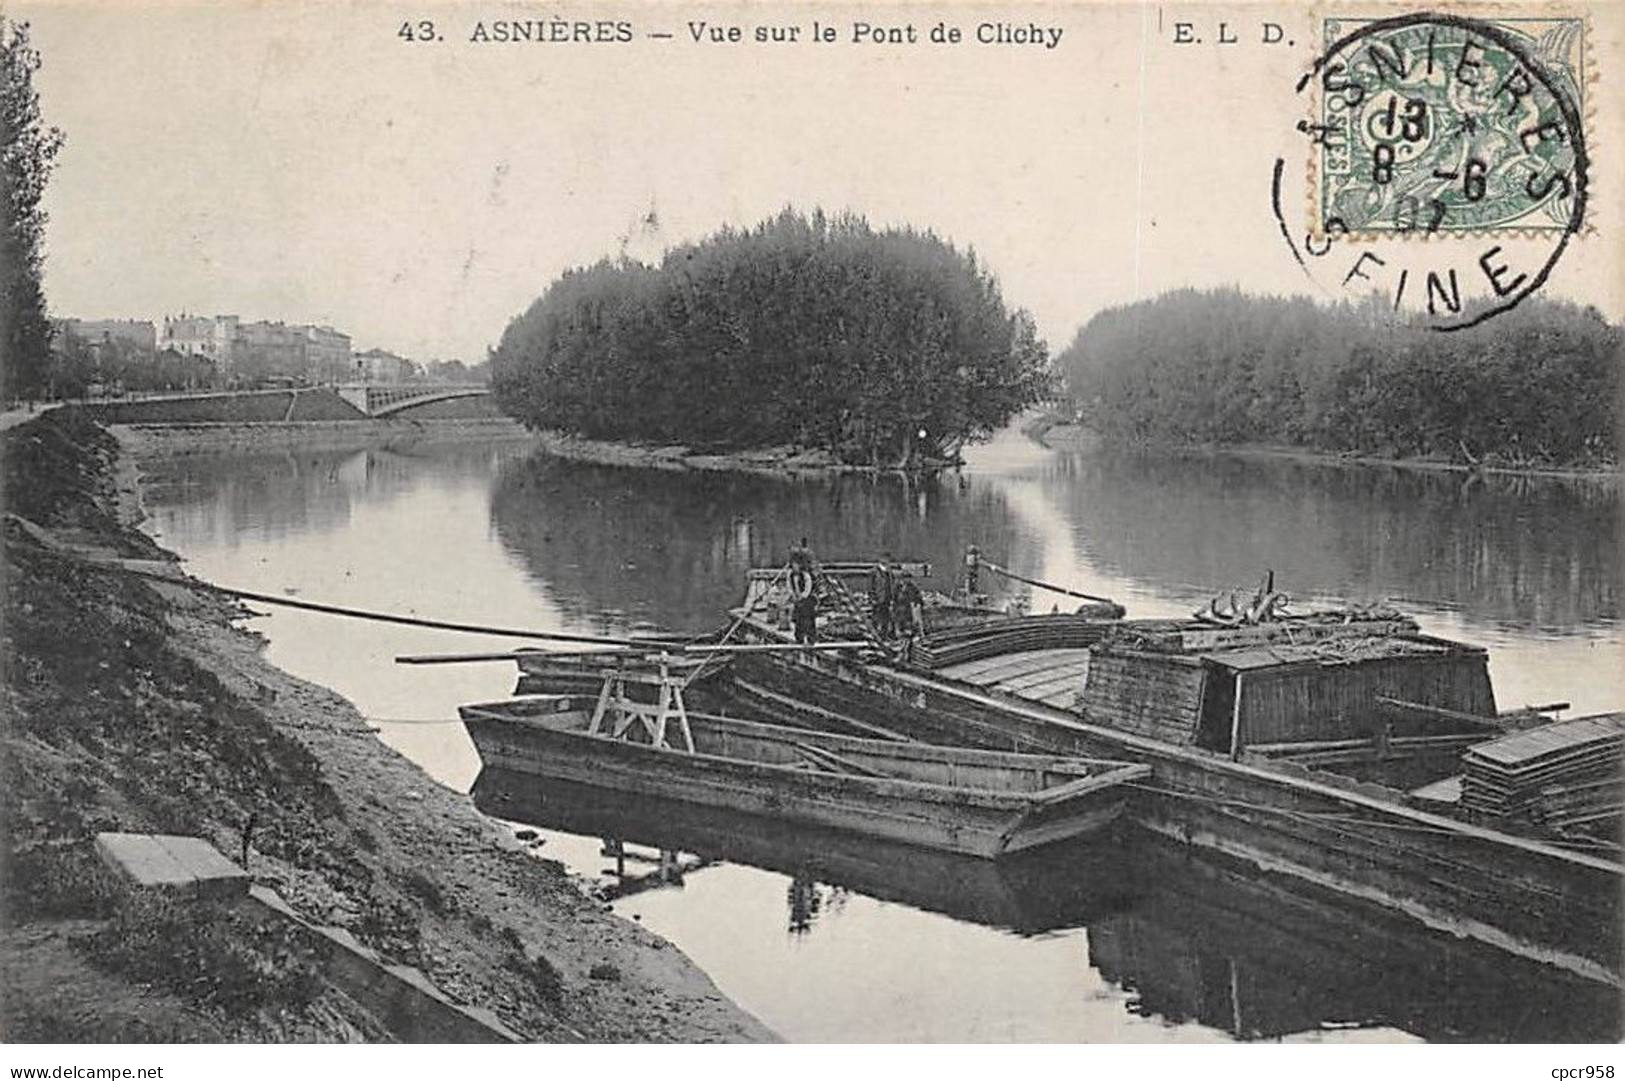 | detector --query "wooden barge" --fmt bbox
[471,770,1140,930]
[724,565,1625,985]
[459,692,1148,859]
